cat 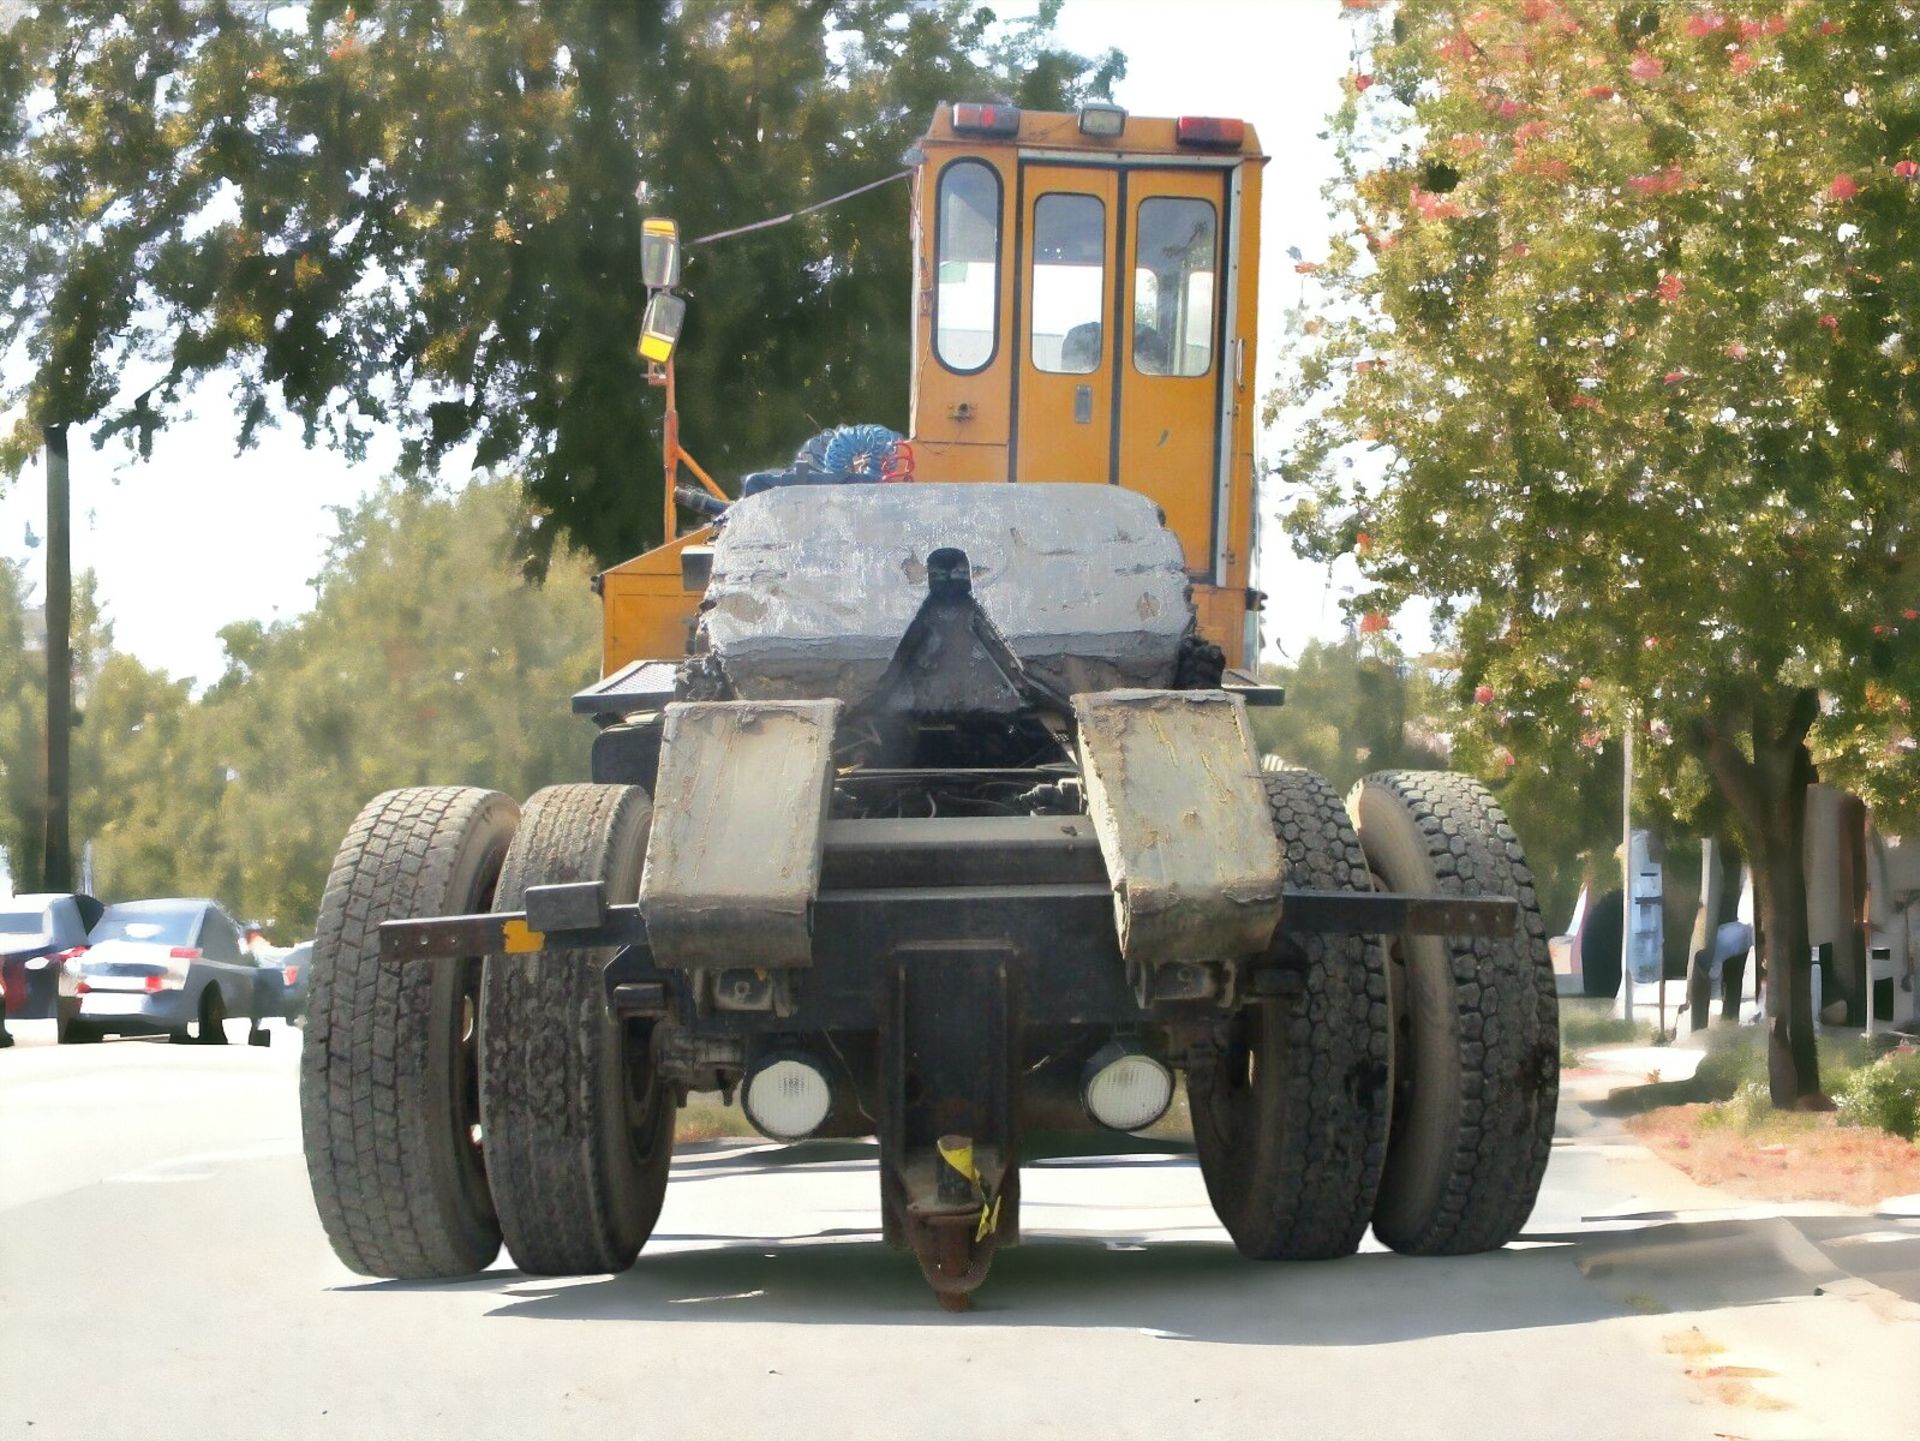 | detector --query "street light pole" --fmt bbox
[1618,708,1634,1025]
